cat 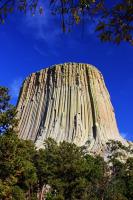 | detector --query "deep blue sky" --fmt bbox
[0,9,133,141]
